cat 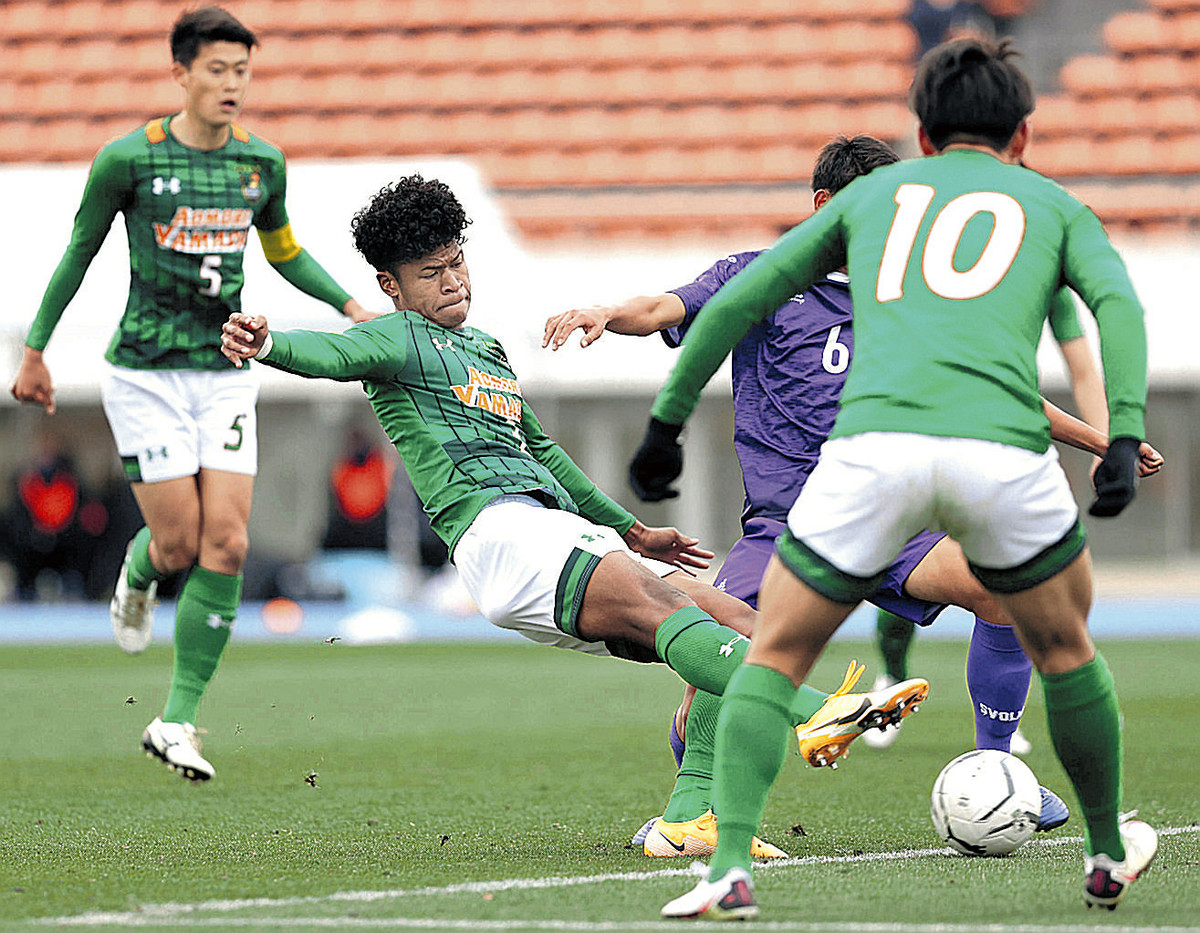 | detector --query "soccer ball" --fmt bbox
[930,749,1041,856]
